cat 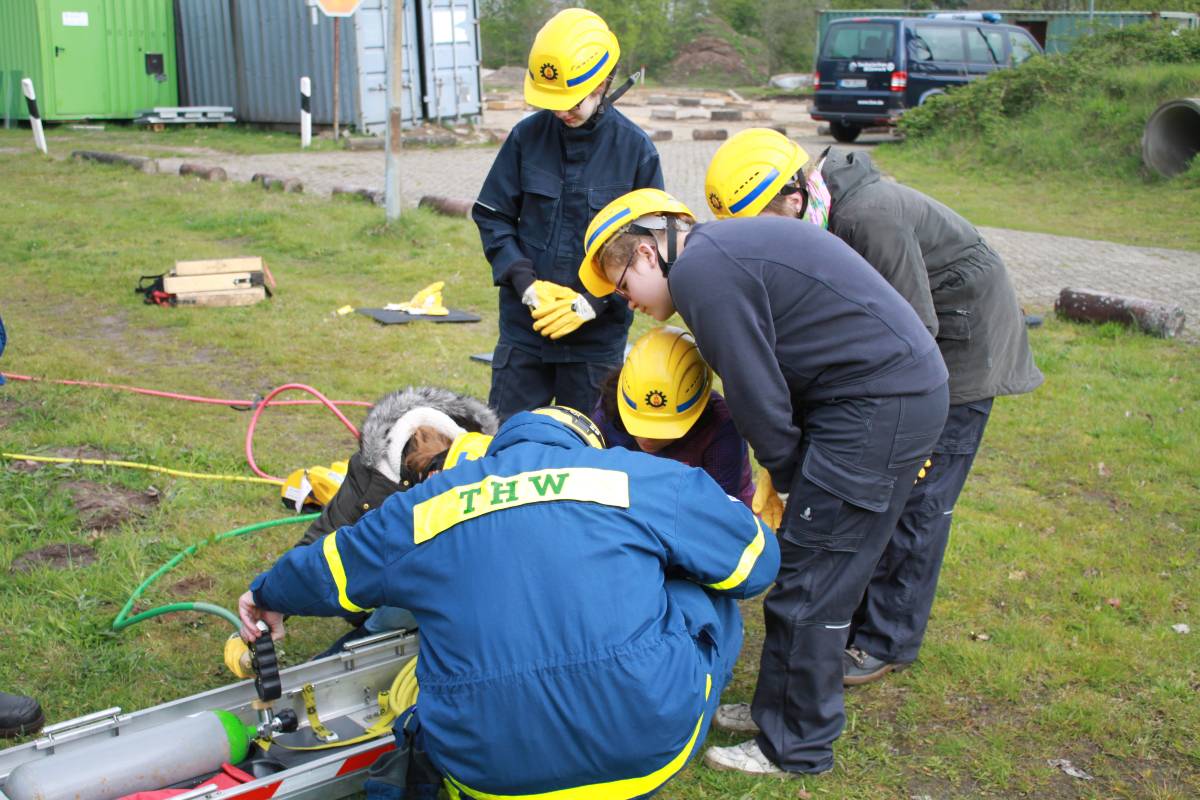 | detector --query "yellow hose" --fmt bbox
[259,656,419,752]
[1,452,284,486]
